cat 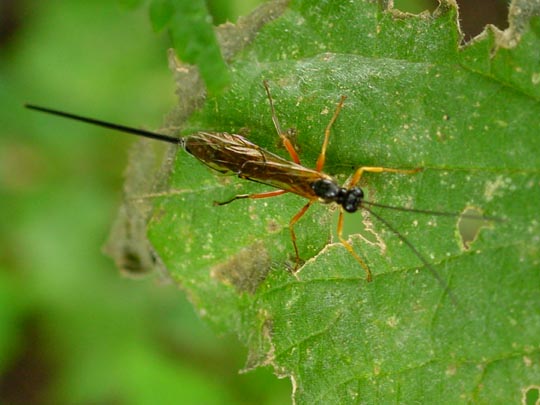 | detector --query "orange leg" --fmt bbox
[337,209,373,282]
[288,200,314,270]
[348,166,422,188]
[263,80,301,164]
[339,166,421,280]
[214,189,288,206]
[315,95,347,172]
[216,189,313,270]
